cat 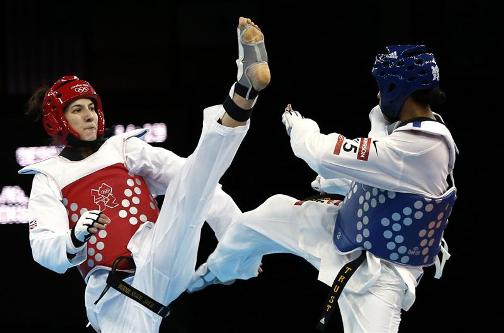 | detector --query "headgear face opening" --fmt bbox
[42,75,105,145]
[371,45,440,121]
